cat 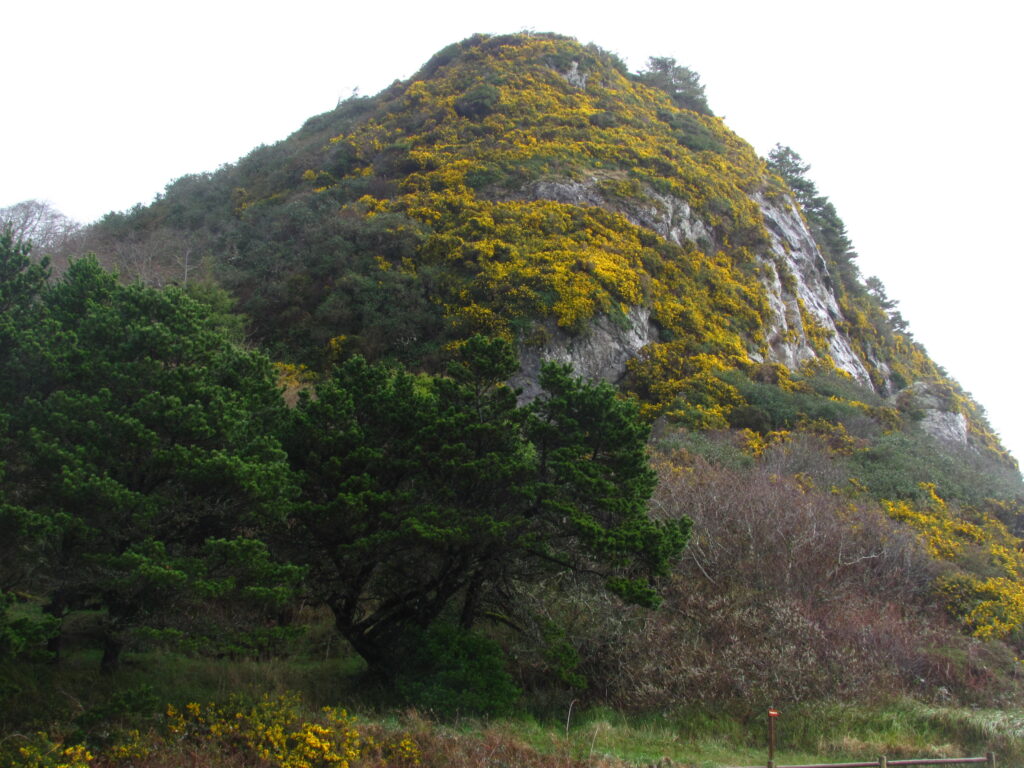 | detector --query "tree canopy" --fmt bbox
[0,234,300,670]
[284,335,690,672]
[767,143,856,264]
[0,231,687,680]
[636,57,713,115]
[0,200,80,254]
